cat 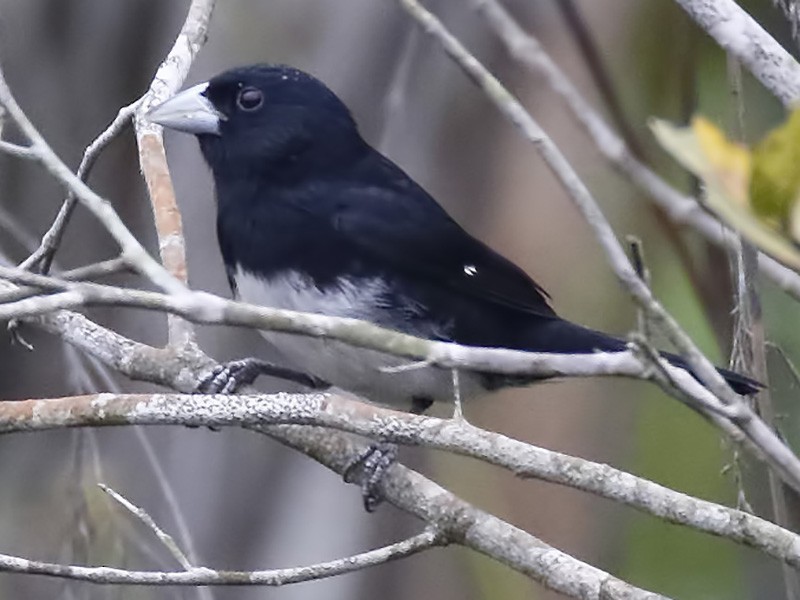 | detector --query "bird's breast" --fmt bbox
[232,267,388,320]
[230,266,479,408]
